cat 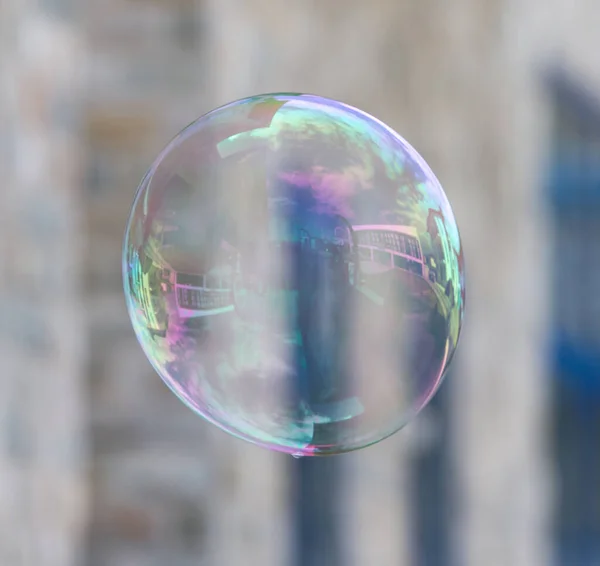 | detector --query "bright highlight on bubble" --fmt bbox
[123,93,465,456]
